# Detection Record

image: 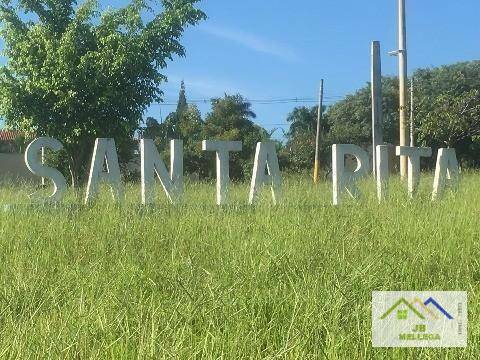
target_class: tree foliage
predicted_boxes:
[281,106,325,173]
[143,91,272,180]
[0,0,205,185]
[326,77,399,146]
[202,94,270,179]
[284,61,480,172]
[414,61,480,165]
[176,80,188,115]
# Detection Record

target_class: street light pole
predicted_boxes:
[410,77,414,147]
[371,41,383,177]
[398,0,408,179]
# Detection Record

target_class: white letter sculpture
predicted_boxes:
[85,138,123,204]
[202,140,242,205]
[396,146,432,197]
[332,144,370,205]
[141,139,183,205]
[375,145,390,202]
[248,142,281,205]
[25,137,67,202]
[432,148,460,200]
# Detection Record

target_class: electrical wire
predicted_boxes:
[150,95,345,106]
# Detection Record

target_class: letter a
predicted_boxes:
[248,142,281,205]
[432,148,460,200]
[85,138,122,204]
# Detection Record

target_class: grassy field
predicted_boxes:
[0,173,479,359]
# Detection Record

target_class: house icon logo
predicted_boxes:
[380,296,453,321]
[372,291,467,348]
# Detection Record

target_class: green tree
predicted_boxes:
[152,82,206,175]
[177,104,205,176]
[281,130,315,173]
[414,61,480,166]
[284,61,480,172]
[143,117,162,139]
[326,77,399,146]
[202,94,270,180]
[160,80,190,140]
[282,78,399,173]
[0,0,205,186]
[176,80,188,116]
[282,106,327,173]
[418,90,480,147]
[286,106,318,137]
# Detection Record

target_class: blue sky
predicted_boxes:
[152,0,479,138]
[1,0,479,137]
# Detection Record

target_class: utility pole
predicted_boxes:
[398,0,408,178]
[313,79,324,184]
[410,77,414,146]
[371,41,383,177]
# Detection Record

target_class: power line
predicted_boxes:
[151,100,338,106]
[188,95,344,101]
[150,95,345,107]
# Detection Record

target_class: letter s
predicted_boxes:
[25,137,67,202]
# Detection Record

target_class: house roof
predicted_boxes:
[0,130,22,141]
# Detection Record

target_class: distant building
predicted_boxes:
[0,129,19,141]
[0,130,24,153]
[0,129,35,180]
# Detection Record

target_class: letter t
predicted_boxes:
[202,140,242,205]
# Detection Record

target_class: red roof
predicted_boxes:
[0,130,22,141]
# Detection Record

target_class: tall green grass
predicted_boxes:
[0,173,478,359]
